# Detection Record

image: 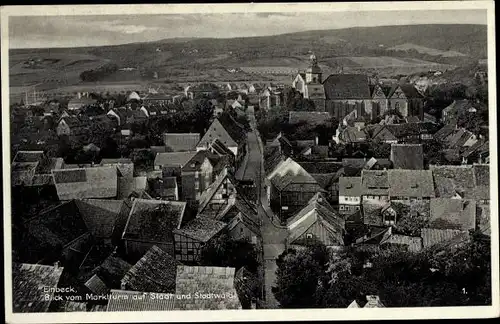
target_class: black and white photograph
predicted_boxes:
[2,2,498,322]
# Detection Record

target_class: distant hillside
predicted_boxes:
[9,24,487,89]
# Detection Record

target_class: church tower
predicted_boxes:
[305,54,322,84]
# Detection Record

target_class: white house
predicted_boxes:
[338,177,362,214]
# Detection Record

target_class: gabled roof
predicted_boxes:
[388,83,423,99]
[227,211,260,238]
[264,146,287,176]
[122,245,181,293]
[163,133,200,152]
[380,233,422,252]
[387,170,435,198]
[75,199,129,239]
[390,144,424,170]
[429,198,477,231]
[173,217,226,242]
[271,173,325,193]
[217,113,247,145]
[430,165,476,199]
[123,199,187,242]
[339,176,362,197]
[174,266,241,310]
[13,263,64,313]
[287,192,344,245]
[52,166,118,200]
[198,168,234,212]
[323,74,371,99]
[154,151,198,168]
[181,150,219,172]
[347,300,361,308]
[288,111,331,125]
[106,290,176,311]
[339,126,367,143]
[208,138,235,158]
[198,119,238,149]
[363,295,386,308]
[24,200,89,251]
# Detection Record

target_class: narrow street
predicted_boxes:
[241,107,288,309]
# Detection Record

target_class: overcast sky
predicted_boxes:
[9,10,487,49]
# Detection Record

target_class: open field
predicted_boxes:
[387,43,467,57]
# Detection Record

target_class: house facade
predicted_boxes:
[338,176,362,215]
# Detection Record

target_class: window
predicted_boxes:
[384,213,396,226]
[340,205,344,210]
[306,233,313,239]
[195,180,200,190]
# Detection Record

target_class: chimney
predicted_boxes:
[77,92,81,99]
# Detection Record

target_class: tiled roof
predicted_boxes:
[271,173,324,193]
[388,83,423,99]
[11,162,38,186]
[264,146,286,176]
[85,274,109,295]
[106,290,176,311]
[122,245,181,293]
[363,295,386,308]
[234,267,259,308]
[12,263,64,313]
[421,228,468,249]
[430,165,476,199]
[323,74,371,99]
[390,144,424,170]
[174,266,242,310]
[208,138,235,158]
[217,113,247,145]
[181,150,219,172]
[163,133,200,152]
[361,170,389,196]
[92,254,132,289]
[173,217,226,242]
[340,126,367,143]
[123,199,186,243]
[339,177,362,197]
[429,198,476,231]
[154,151,198,168]
[287,192,344,245]
[24,200,89,251]
[387,170,435,198]
[288,111,331,125]
[380,233,423,252]
[75,199,127,239]
[362,201,386,226]
[58,301,88,312]
[13,150,45,163]
[52,166,118,200]
[197,168,234,213]
[471,165,490,200]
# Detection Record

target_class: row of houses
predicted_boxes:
[11,121,262,313]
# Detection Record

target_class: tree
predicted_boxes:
[130,149,155,170]
[272,241,329,308]
[423,139,446,166]
[200,232,258,273]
